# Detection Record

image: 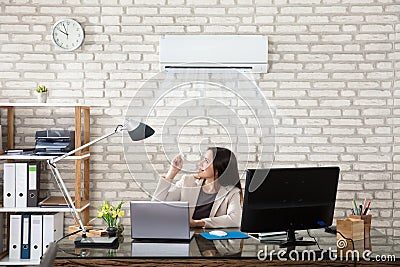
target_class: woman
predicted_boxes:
[153,147,242,228]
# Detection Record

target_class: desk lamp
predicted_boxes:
[47,120,155,248]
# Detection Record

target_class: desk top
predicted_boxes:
[56,228,400,262]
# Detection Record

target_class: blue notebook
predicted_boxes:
[200,231,249,240]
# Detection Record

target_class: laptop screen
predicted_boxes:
[130,201,190,240]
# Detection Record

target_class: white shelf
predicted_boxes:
[0,153,90,160]
[0,103,89,107]
[0,256,40,266]
[0,202,90,213]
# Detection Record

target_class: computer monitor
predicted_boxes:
[240,167,340,247]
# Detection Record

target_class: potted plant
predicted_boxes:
[97,201,125,237]
[35,85,48,103]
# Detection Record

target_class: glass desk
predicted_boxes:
[55,228,400,266]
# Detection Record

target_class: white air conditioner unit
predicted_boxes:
[160,35,268,73]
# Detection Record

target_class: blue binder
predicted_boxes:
[200,231,249,240]
[21,214,31,259]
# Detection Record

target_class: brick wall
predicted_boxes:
[0,0,399,237]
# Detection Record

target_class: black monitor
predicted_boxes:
[240,167,340,247]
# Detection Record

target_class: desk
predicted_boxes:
[55,228,400,266]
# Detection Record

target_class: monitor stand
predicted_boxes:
[279,229,317,248]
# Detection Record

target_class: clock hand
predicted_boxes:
[62,23,68,34]
[58,29,68,35]
[62,23,69,39]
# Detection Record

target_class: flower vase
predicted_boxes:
[106,227,118,237]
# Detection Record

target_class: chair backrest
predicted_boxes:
[39,242,58,267]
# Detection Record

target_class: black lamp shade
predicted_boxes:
[127,121,155,141]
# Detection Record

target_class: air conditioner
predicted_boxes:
[159,35,268,73]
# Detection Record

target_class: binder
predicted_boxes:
[30,215,43,260]
[0,124,3,152]
[9,214,22,259]
[21,214,31,259]
[15,163,28,207]
[3,163,16,207]
[0,213,4,253]
[43,213,63,254]
[27,162,40,207]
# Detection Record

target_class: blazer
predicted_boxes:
[153,174,242,228]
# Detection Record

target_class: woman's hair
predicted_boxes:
[208,147,243,203]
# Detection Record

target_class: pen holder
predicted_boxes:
[349,214,372,239]
[336,217,364,242]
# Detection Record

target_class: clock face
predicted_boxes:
[51,19,84,51]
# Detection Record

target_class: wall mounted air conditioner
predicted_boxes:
[160,35,268,73]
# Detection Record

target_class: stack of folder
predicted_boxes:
[34,130,75,156]
[9,213,63,261]
[3,162,40,208]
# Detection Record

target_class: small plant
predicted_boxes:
[35,85,48,93]
[97,201,125,229]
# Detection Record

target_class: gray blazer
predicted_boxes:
[153,174,242,228]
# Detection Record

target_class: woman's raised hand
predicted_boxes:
[165,154,183,180]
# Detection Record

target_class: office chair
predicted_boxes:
[39,242,58,267]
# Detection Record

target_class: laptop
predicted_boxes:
[130,201,194,241]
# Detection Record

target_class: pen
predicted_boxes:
[359,205,363,216]
[363,208,369,215]
[353,200,358,215]
[363,201,371,215]
[351,208,355,215]
[363,198,367,213]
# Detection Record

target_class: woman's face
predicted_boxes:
[197,149,215,179]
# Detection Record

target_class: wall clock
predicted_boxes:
[51,18,84,51]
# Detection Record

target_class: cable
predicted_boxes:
[336,229,355,252]
[307,229,333,267]
[56,229,81,244]
[306,228,357,267]
[335,229,357,267]
[307,229,321,250]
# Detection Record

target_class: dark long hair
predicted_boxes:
[208,147,243,203]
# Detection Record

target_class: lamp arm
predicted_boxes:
[46,124,124,238]
[47,162,89,237]
[50,125,124,164]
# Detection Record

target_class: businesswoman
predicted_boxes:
[153,147,242,228]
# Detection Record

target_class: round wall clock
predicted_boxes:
[51,18,84,51]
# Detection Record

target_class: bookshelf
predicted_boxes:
[0,201,90,213]
[0,256,40,266]
[0,103,91,265]
[0,154,90,160]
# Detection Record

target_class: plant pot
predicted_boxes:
[106,227,118,237]
[37,92,48,103]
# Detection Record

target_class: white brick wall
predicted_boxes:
[0,0,399,237]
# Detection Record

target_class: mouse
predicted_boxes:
[209,230,227,237]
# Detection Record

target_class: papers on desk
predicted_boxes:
[258,232,287,240]
[250,231,299,243]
